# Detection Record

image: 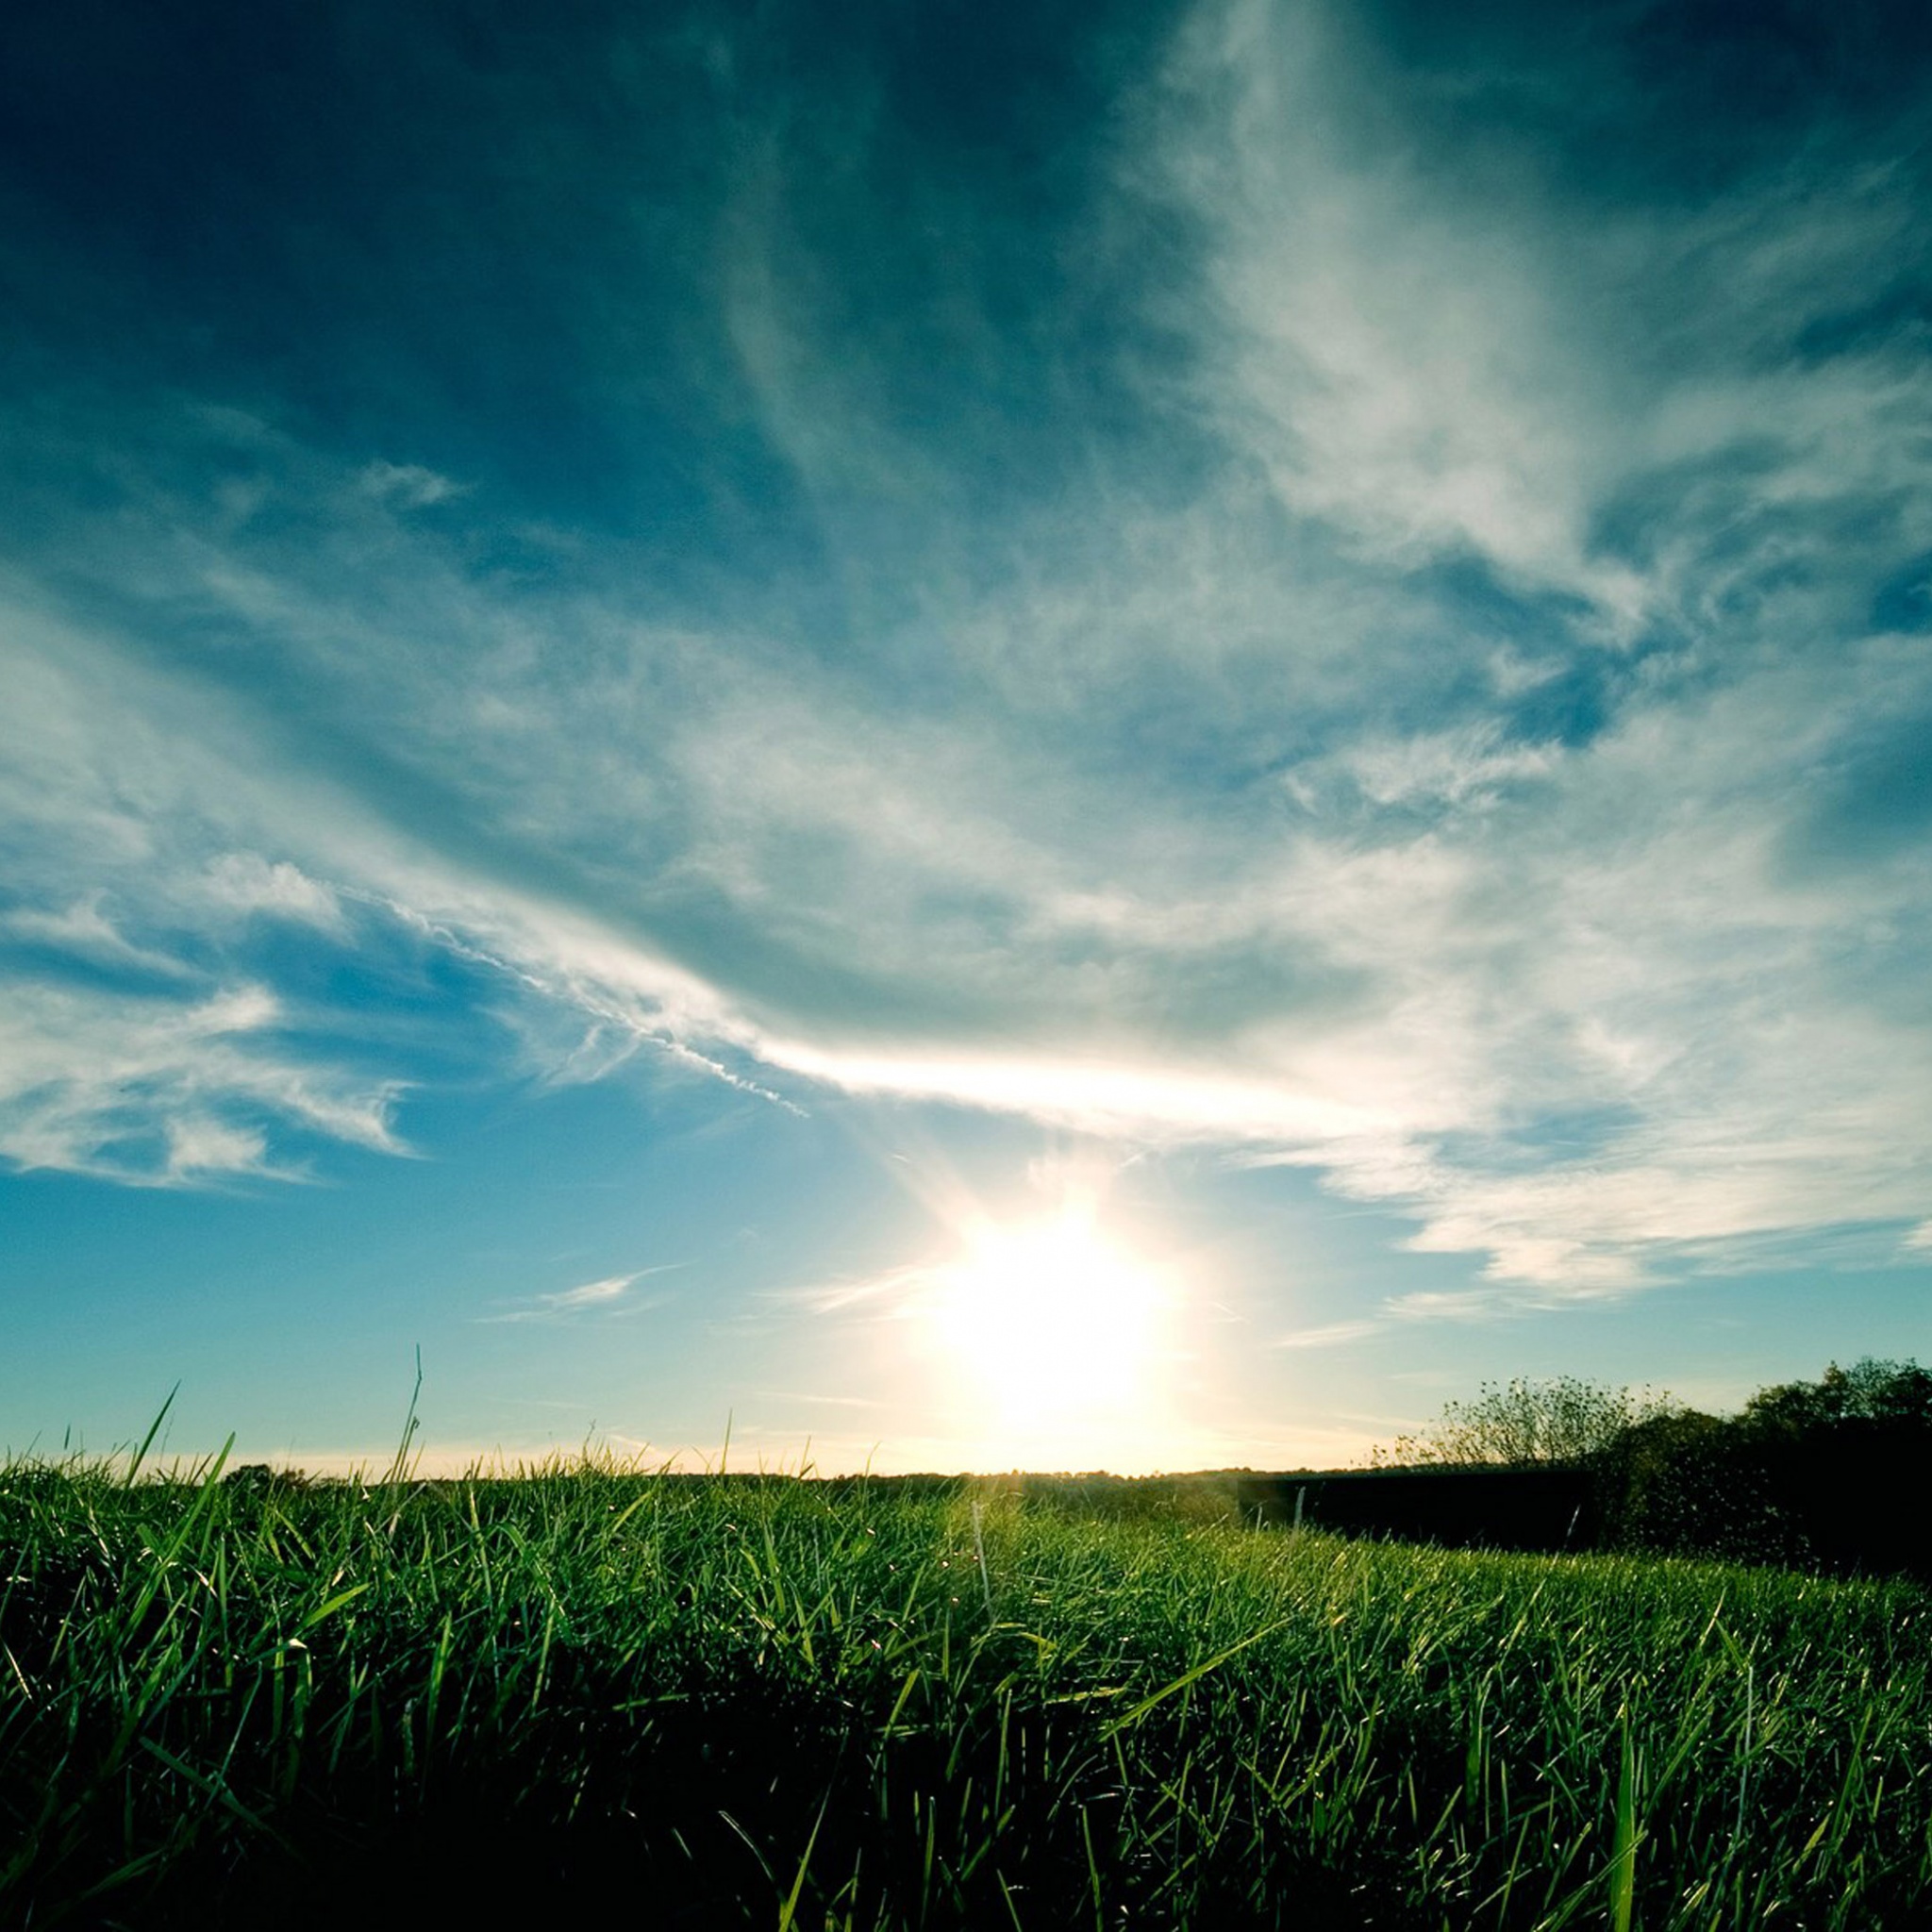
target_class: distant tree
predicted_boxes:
[1740,1358,1932,1439]
[1360,1358,1932,1578]
[1593,1407,1802,1565]
[1375,1376,1676,1470]
[1728,1358,1932,1577]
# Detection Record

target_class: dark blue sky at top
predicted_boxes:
[1,0,1198,558]
[8,0,1924,572]
[3,0,1931,1466]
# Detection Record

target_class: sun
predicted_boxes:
[927,1205,1169,1434]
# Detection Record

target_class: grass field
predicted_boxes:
[3,1447,1928,1929]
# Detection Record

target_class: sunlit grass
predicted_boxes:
[3,1444,1927,1928]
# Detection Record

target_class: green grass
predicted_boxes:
[3,1450,1928,1929]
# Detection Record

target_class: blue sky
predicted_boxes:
[4,0,1931,1474]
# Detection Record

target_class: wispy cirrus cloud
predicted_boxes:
[0,0,1928,1309]
[0,979,404,1184]
[2,897,192,979]
[475,1267,682,1324]
[1274,1319,1382,1352]
[356,459,467,510]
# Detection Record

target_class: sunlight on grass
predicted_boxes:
[3,1444,1928,1927]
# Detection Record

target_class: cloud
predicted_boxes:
[1149,2,1641,627]
[783,1263,934,1321]
[200,854,347,933]
[1156,0,1932,643]
[1274,1319,1381,1351]
[0,0,1928,1303]
[356,460,466,509]
[8,356,1930,1278]
[0,979,404,1184]
[548,1274,641,1309]
[2,897,192,978]
[476,1267,680,1324]
[0,593,432,1181]
[165,1115,271,1179]
[1323,728,1558,813]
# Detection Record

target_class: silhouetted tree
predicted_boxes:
[1740,1358,1932,1437]
[1359,1359,1932,1577]
[1593,1407,1802,1565]
[1726,1359,1932,1577]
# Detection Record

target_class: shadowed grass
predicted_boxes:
[2,1448,1928,1928]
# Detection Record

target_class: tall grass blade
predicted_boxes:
[125,1383,179,1485]
[380,1346,425,1489]
[1609,1707,1639,1932]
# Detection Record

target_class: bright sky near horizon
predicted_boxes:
[4,0,1931,1475]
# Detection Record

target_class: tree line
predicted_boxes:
[1378,1359,1932,1577]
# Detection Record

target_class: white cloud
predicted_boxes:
[1153,0,1646,628]
[0,979,404,1184]
[11,468,1924,1284]
[475,1267,680,1324]
[200,854,347,933]
[549,1274,638,1309]
[0,6,1929,1307]
[166,1115,271,1178]
[1274,1319,1381,1350]
[1157,0,1932,652]
[1332,728,1558,812]
[356,459,465,508]
[3,897,192,977]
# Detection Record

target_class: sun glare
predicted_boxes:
[928,1206,1170,1439]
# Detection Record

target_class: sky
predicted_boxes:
[4,0,1931,1476]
